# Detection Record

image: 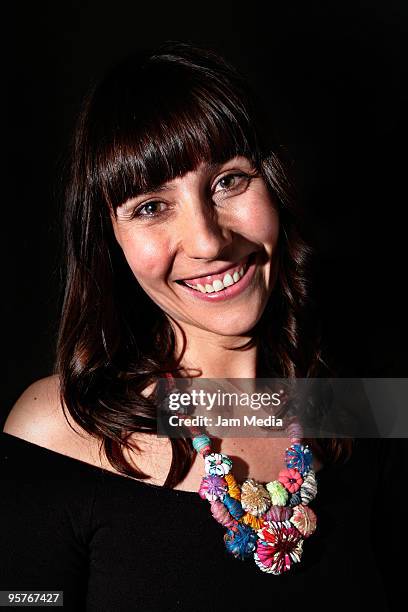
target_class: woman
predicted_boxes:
[1,43,398,611]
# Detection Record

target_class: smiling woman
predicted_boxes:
[112,156,279,335]
[1,42,396,611]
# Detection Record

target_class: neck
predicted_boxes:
[170,319,259,379]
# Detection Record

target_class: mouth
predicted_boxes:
[175,252,258,301]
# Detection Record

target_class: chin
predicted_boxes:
[198,309,264,338]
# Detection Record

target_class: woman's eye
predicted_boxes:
[133,201,166,218]
[214,173,249,193]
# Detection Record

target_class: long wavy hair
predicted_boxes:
[56,42,352,487]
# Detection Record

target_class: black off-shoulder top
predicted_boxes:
[0,432,403,611]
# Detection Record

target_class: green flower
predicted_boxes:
[265,480,289,506]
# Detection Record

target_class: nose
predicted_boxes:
[178,202,233,260]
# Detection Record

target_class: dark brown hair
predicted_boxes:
[56,42,352,486]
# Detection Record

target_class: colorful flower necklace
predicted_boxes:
[192,423,317,574]
[165,376,318,575]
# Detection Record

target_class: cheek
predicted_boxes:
[117,230,171,282]
[235,194,279,246]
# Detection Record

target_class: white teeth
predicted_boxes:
[223,273,234,287]
[182,259,250,294]
[212,279,224,292]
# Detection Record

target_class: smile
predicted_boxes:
[175,253,258,302]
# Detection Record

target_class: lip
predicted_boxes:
[176,254,250,285]
[175,252,258,302]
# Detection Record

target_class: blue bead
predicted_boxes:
[192,435,211,454]
[223,494,245,519]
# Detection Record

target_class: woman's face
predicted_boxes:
[111,156,279,338]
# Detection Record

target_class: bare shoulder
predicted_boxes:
[3,376,172,481]
[4,375,64,439]
[3,375,98,462]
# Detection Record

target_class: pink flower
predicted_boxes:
[254,522,303,574]
[278,468,303,493]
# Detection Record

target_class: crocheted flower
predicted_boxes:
[285,443,313,475]
[278,468,303,493]
[204,453,233,477]
[300,469,317,505]
[265,480,289,506]
[290,504,317,538]
[198,475,228,501]
[240,479,271,517]
[264,505,293,523]
[224,523,258,560]
[254,522,303,574]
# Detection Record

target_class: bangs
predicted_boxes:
[85,56,262,210]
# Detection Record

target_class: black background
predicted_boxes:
[4,1,408,423]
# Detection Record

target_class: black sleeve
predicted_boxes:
[0,434,96,612]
